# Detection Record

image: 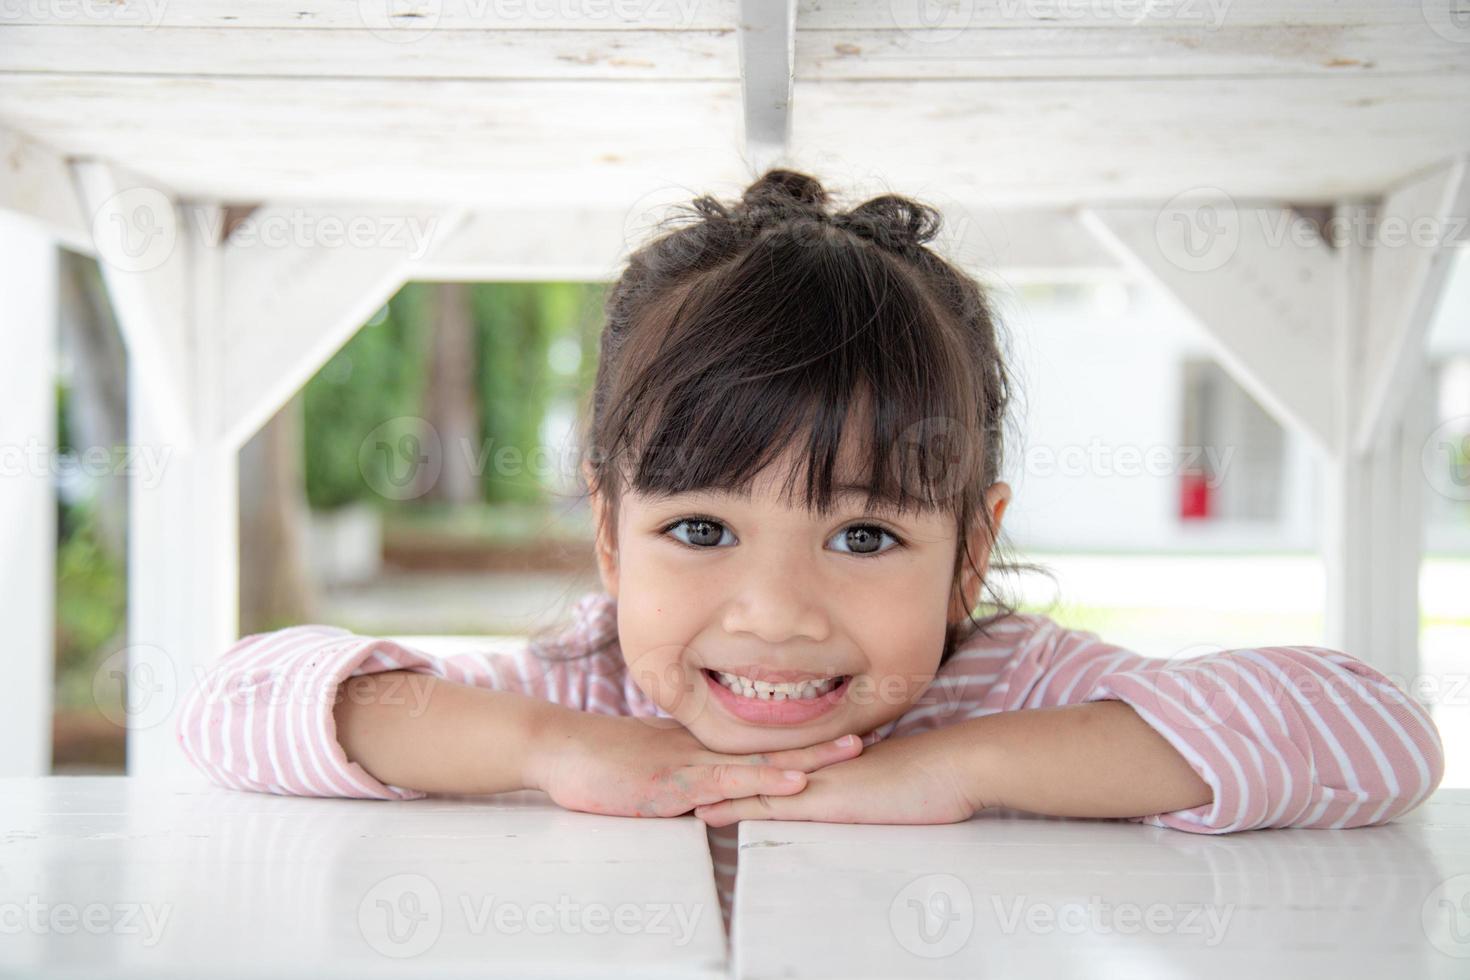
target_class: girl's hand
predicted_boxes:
[691,727,984,827]
[525,708,865,818]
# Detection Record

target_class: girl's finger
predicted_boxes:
[694,795,796,828]
[682,764,807,807]
[735,734,863,773]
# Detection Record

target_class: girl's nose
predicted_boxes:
[719,557,832,646]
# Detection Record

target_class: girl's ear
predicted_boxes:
[582,460,620,599]
[948,481,1011,623]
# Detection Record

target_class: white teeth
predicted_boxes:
[711,670,841,701]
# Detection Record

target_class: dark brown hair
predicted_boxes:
[545,168,1027,667]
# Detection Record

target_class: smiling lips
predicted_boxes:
[701,667,852,724]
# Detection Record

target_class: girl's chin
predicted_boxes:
[692,720,847,756]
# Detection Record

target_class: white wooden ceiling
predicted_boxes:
[0,0,1467,209]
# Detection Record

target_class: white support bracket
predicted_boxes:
[737,0,797,173]
[218,204,467,452]
[1356,156,1470,454]
[1079,201,1339,456]
[71,159,195,450]
[0,124,90,254]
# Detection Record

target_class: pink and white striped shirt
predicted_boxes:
[176,591,1446,929]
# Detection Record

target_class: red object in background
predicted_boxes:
[1180,472,1212,520]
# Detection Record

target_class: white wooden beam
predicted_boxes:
[1079,201,1338,454]
[218,204,466,452]
[71,160,194,450]
[0,211,58,777]
[1356,156,1470,453]
[411,204,1122,282]
[0,124,90,254]
[737,0,796,172]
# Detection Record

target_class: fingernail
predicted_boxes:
[784,770,804,782]
[839,734,859,747]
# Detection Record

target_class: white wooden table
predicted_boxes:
[0,777,726,979]
[733,790,1470,979]
[7,780,1468,979]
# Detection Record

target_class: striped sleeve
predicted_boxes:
[987,621,1446,832]
[174,623,611,800]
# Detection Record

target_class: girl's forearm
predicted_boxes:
[333,670,565,795]
[958,700,1213,819]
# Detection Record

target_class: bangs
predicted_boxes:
[599,228,990,519]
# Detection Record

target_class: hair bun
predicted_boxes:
[834,195,943,251]
[741,168,829,210]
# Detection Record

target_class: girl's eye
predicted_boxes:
[828,523,901,557]
[664,517,736,549]
[660,517,902,556]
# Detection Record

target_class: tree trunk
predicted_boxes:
[416,282,481,503]
[238,391,316,633]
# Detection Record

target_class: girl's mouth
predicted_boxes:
[701,668,852,725]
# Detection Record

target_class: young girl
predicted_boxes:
[177,169,1446,933]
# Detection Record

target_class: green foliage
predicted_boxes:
[54,500,126,711]
[301,280,606,512]
[302,284,431,510]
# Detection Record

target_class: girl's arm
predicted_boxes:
[977,625,1447,831]
[175,621,864,808]
[173,624,569,800]
[694,620,1446,830]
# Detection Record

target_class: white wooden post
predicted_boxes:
[0,211,58,777]
[124,207,241,778]
[73,161,235,777]
[1324,171,1464,686]
[1080,166,1466,684]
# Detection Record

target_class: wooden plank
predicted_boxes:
[0,0,736,29]
[0,213,57,778]
[0,0,1445,31]
[733,792,1470,978]
[2,73,1460,206]
[797,23,1470,79]
[737,0,796,170]
[799,0,1461,30]
[0,124,90,252]
[0,26,738,79]
[793,76,1470,207]
[0,777,727,978]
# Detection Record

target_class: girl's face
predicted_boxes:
[586,448,1011,755]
